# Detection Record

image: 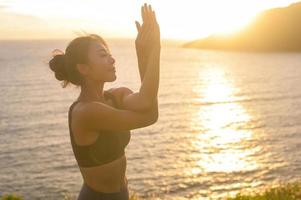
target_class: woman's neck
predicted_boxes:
[77,80,106,102]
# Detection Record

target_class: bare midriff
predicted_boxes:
[79,155,128,193]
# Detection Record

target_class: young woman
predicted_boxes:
[49,3,160,200]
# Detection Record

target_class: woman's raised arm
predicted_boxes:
[113,3,160,112]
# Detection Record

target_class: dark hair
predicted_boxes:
[49,34,108,88]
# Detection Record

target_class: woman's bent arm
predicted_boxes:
[76,101,158,132]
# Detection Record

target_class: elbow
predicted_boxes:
[146,114,158,127]
[152,114,159,124]
[144,96,158,111]
[151,99,159,123]
[143,107,159,127]
[149,107,159,125]
[143,98,159,126]
[151,114,158,125]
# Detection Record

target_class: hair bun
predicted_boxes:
[49,54,67,81]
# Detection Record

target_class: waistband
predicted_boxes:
[83,181,128,194]
[78,182,129,200]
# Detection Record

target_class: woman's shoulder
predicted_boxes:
[71,87,133,117]
[105,87,134,109]
[106,87,133,95]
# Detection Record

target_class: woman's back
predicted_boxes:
[69,90,129,193]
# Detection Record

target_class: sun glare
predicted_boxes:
[154,0,301,40]
[1,0,301,40]
[189,66,259,174]
[161,2,258,40]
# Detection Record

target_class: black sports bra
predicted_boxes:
[68,91,131,168]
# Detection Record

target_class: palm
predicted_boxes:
[135,4,160,57]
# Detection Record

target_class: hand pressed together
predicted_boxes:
[135,3,161,59]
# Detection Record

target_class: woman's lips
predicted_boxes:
[108,67,116,72]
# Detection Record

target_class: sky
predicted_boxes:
[0,0,300,41]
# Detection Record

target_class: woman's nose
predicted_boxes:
[109,55,115,64]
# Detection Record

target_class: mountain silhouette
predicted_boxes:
[183,2,301,52]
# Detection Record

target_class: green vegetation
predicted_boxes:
[1,182,300,200]
[0,194,23,200]
[226,182,301,200]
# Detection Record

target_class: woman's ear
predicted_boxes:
[76,63,90,76]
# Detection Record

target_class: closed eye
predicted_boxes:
[97,49,111,57]
[99,53,112,58]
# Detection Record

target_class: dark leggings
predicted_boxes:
[77,183,129,200]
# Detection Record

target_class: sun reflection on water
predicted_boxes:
[190,67,259,174]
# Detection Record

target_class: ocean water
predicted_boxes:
[0,39,301,200]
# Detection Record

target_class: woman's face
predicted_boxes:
[85,41,116,82]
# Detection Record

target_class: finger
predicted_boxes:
[151,11,160,37]
[153,10,160,28]
[145,3,153,25]
[135,21,141,32]
[149,4,153,12]
[143,3,149,24]
[137,23,145,40]
[146,10,155,32]
[141,5,146,24]
[152,11,157,23]
[149,7,155,25]
[147,4,153,25]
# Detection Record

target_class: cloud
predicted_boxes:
[0,8,128,39]
[0,9,73,39]
[0,5,8,10]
